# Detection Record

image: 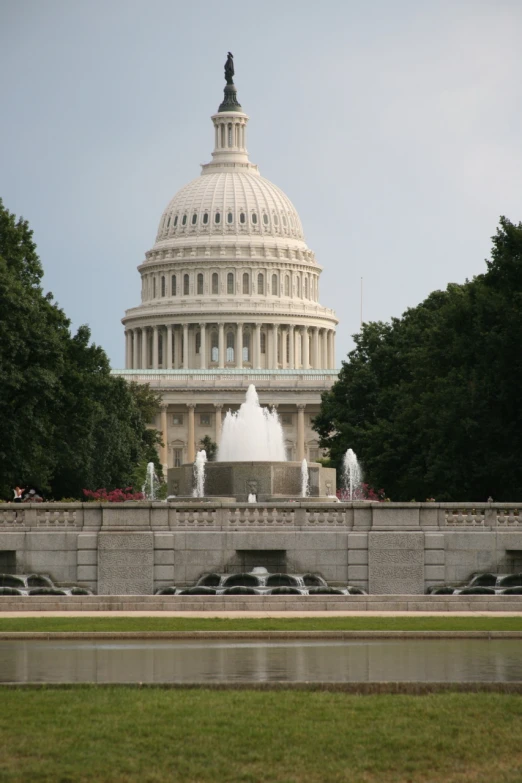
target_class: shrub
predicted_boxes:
[83,488,144,502]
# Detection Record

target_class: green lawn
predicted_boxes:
[0,616,522,632]
[1,689,521,782]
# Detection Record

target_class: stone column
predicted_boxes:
[174,327,181,369]
[272,324,279,369]
[312,327,319,369]
[200,323,207,369]
[214,403,223,445]
[330,330,336,368]
[218,323,225,369]
[141,328,148,369]
[152,326,159,369]
[288,325,295,369]
[327,330,334,369]
[160,403,168,472]
[281,328,287,369]
[182,323,189,369]
[125,331,131,369]
[133,329,139,370]
[302,326,309,370]
[236,323,243,369]
[297,404,306,461]
[322,329,328,370]
[254,323,262,369]
[187,403,196,463]
[166,325,173,370]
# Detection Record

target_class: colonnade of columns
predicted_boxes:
[124,322,336,370]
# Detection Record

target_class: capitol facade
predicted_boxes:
[116,60,338,472]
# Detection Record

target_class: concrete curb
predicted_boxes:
[2,630,522,640]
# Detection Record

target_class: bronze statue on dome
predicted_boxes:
[224,52,234,85]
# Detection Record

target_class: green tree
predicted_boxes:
[0,199,162,499]
[314,217,522,502]
[199,435,217,462]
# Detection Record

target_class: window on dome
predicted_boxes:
[227,272,234,294]
[211,332,218,362]
[260,332,266,354]
[158,334,163,365]
[285,275,290,296]
[240,212,246,224]
[273,213,279,226]
[263,213,269,226]
[272,274,278,296]
[227,212,233,224]
[182,214,187,226]
[251,212,258,225]
[197,273,203,295]
[242,273,250,295]
[203,212,209,225]
[166,217,171,228]
[226,331,235,362]
[286,333,290,363]
[228,124,233,147]
[191,213,197,225]
[215,212,221,224]
[184,274,189,296]
[161,276,166,297]
[171,275,177,296]
[243,332,250,362]
[174,215,178,227]
[153,277,156,298]
[220,125,225,148]
[195,331,201,354]
[212,272,219,294]
[282,214,287,227]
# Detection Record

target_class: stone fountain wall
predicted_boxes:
[1,502,522,595]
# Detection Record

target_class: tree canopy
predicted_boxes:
[314,217,522,502]
[0,199,161,500]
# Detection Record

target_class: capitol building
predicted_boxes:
[116,59,338,472]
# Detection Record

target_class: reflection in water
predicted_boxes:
[1,639,522,684]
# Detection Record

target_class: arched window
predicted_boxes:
[242,273,249,295]
[212,272,219,294]
[243,332,250,362]
[285,275,290,296]
[220,125,225,147]
[282,214,287,227]
[260,332,266,354]
[203,212,209,225]
[251,212,258,225]
[191,213,197,225]
[215,212,221,224]
[272,274,278,296]
[273,213,279,226]
[211,332,218,362]
[240,212,246,224]
[227,272,234,294]
[171,275,177,296]
[226,331,235,362]
[182,214,187,226]
[195,331,201,354]
[257,273,264,295]
[228,124,232,146]
[166,216,171,228]
[158,333,163,365]
[227,212,233,224]
[183,274,189,295]
[263,213,269,225]
[197,273,203,295]
[296,276,301,297]
[304,277,308,299]
[161,276,166,297]
[173,215,178,227]
[153,277,156,298]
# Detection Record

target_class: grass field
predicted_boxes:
[0,616,522,632]
[1,689,521,782]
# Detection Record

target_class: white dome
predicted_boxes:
[154,170,305,247]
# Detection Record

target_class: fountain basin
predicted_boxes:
[168,461,336,501]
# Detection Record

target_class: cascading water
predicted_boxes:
[343,449,362,500]
[142,462,160,501]
[217,384,286,462]
[301,459,310,497]
[193,450,207,498]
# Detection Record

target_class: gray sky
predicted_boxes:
[2,0,521,368]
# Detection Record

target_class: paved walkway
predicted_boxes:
[1,610,521,618]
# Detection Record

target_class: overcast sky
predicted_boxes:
[2,0,521,368]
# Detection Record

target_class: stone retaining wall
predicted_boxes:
[1,502,522,594]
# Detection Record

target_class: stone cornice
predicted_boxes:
[122,302,339,326]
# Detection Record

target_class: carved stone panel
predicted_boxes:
[98,533,154,595]
[368,532,425,594]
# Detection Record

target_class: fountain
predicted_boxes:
[142,461,161,501]
[193,450,207,498]
[168,385,336,501]
[301,459,309,497]
[342,449,362,501]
